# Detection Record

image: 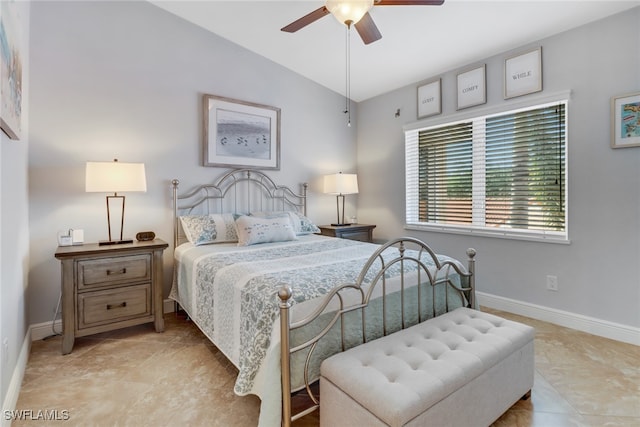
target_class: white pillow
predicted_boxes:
[179,213,238,245]
[250,211,320,235]
[235,215,297,246]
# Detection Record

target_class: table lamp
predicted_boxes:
[323,172,358,226]
[85,159,147,245]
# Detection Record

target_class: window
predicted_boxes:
[406,100,567,242]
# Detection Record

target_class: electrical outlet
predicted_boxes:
[546,275,558,291]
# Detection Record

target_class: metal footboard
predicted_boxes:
[279,237,476,426]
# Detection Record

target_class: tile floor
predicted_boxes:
[12,309,640,426]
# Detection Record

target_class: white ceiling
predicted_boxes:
[149,0,639,102]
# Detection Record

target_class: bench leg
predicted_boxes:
[521,390,532,400]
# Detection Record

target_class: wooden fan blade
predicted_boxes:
[281,6,331,33]
[375,0,445,5]
[354,12,382,45]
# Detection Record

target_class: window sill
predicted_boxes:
[405,223,570,244]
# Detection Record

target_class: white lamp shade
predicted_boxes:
[86,161,147,193]
[326,0,373,25]
[324,173,359,195]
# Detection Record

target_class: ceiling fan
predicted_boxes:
[281,0,445,45]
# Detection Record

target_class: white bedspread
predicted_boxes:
[171,235,384,425]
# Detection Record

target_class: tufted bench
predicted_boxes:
[319,307,535,427]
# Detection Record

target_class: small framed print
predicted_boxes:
[611,92,640,148]
[457,64,486,110]
[417,78,441,119]
[0,1,22,140]
[504,47,542,99]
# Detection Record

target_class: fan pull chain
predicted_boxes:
[345,23,351,127]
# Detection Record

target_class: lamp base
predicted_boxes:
[330,223,352,227]
[99,238,134,246]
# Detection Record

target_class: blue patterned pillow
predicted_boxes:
[179,213,238,245]
[235,215,297,246]
[250,211,320,235]
[292,211,320,235]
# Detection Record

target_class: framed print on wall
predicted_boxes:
[611,92,640,148]
[203,94,280,169]
[457,64,486,110]
[417,78,441,119]
[504,47,542,99]
[0,1,22,140]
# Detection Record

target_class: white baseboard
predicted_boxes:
[1,328,31,427]
[31,301,177,342]
[30,319,62,342]
[31,297,638,346]
[477,292,640,346]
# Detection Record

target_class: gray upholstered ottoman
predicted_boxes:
[319,307,534,427]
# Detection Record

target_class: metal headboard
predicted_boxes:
[172,168,308,248]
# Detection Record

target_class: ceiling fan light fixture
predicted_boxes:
[326,0,374,26]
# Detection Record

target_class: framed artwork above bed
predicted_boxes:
[203,94,280,169]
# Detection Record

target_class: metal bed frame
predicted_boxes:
[278,238,476,426]
[171,168,476,427]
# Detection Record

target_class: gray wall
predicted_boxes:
[357,8,640,328]
[1,0,30,410]
[27,1,358,326]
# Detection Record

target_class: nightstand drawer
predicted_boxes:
[78,284,151,328]
[318,224,376,243]
[339,231,370,242]
[78,254,151,289]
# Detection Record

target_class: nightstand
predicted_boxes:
[318,224,376,243]
[54,239,168,355]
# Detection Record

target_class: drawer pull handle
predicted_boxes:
[106,268,127,276]
[106,302,127,310]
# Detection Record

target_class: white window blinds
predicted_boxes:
[406,100,567,241]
